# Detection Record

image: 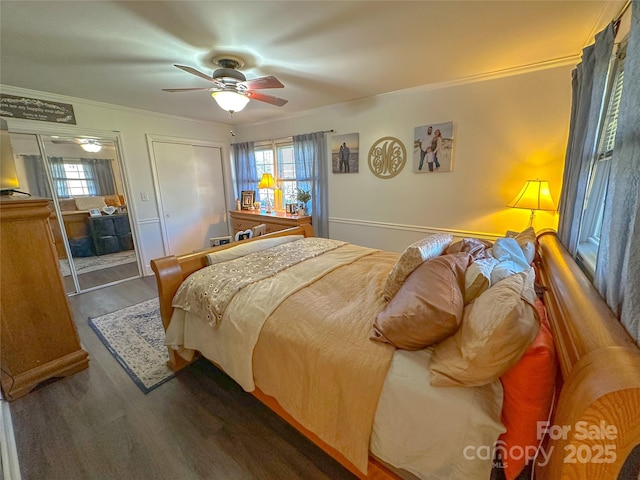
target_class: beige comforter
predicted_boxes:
[166,242,398,474]
[253,251,398,473]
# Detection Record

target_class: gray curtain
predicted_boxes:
[49,157,70,198]
[293,131,328,238]
[557,24,614,255]
[595,1,640,345]
[22,155,52,198]
[86,158,115,195]
[232,141,259,199]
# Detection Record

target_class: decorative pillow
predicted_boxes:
[371,253,470,350]
[515,227,536,265]
[206,235,303,265]
[74,196,106,211]
[103,194,122,207]
[382,233,452,301]
[490,237,531,285]
[464,257,499,304]
[499,297,556,480]
[445,237,493,260]
[430,268,539,387]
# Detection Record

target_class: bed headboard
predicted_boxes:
[535,231,640,479]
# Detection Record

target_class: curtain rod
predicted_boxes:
[615,0,631,23]
[614,0,631,36]
[236,129,335,146]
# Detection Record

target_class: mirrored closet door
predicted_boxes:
[8,130,140,293]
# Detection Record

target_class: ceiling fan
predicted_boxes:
[162,56,288,114]
[50,137,104,153]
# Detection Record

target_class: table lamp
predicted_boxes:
[508,179,556,227]
[257,173,278,213]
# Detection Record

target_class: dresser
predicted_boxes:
[0,196,89,400]
[229,209,312,235]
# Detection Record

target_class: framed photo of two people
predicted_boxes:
[332,133,359,174]
[413,121,454,173]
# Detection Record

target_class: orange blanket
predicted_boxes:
[253,251,398,474]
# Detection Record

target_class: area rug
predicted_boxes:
[88,298,176,393]
[60,250,137,277]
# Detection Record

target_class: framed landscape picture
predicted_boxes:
[331,133,359,173]
[413,121,454,173]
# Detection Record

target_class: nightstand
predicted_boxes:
[229,209,311,235]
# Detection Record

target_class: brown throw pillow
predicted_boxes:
[371,253,471,350]
[429,268,540,387]
[515,227,536,264]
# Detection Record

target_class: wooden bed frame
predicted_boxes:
[151,226,640,480]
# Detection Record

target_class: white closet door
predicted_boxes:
[153,142,228,255]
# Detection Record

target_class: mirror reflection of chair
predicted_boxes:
[234,229,254,242]
[252,224,266,237]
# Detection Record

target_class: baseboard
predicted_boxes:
[0,396,22,480]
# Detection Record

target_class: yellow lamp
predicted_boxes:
[508,179,556,227]
[257,173,278,213]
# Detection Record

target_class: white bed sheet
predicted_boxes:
[371,348,505,479]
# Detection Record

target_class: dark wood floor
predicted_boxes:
[10,276,356,480]
[62,259,140,293]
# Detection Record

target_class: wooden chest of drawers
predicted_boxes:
[229,209,311,235]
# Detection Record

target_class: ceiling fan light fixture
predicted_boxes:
[80,140,102,153]
[211,90,250,113]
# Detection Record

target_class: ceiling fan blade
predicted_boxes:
[246,91,288,107]
[174,64,216,83]
[162,87,212,92]
[238,76,284,90]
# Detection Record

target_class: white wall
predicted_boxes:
[235,65,572,252]
[2,62,573,267]
[1,85,232,274]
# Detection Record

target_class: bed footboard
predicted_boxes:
[535,231,640,480]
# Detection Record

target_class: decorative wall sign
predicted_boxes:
[368,136,406,179]
[0,94,77,124]
[331,132,359,173]
[413,121,454,173]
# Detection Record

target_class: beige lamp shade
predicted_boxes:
[508,180,556,211]
[257,173,278,190]
[258,173,278,213]
[508,179,556,228]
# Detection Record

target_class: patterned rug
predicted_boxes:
[88,298,176,393]
[60,250,137,277]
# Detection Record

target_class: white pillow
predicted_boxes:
[206,235,303,265]
[382,233,452,301]
[490,237,531,285]
[74,196,106,211]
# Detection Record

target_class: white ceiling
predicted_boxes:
[0,1,623,126]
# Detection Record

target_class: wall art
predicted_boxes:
[413,121,454,173]
[331,132,359,173]
[368,136,406,179]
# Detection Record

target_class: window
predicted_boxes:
[254,139,301,208]
[51,161,97,197]
[577,45,626,274]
